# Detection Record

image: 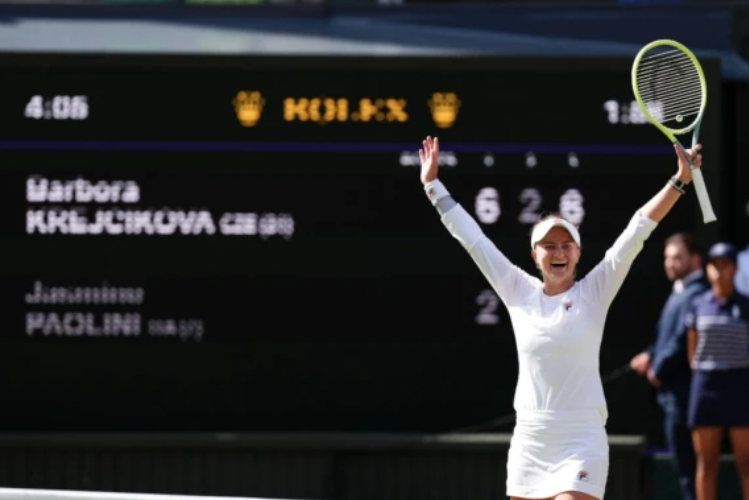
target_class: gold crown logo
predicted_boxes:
[233,91,265,127]
[428,92,461,129]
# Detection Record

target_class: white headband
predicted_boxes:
[530,217,581,248]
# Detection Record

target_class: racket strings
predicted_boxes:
[635,48,703,127]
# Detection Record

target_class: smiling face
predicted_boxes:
[532,226,582,286]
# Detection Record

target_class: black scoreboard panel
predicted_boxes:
[0,56,720,434]
[1,59,697,145]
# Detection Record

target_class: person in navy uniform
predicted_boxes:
[686,242,749,500]
[631,232,707,500]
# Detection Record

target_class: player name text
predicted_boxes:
[27,177,140,203]
[25,281,145,305]
[26,210,294,237]
[25,313,204,341]
[27,312,142,337]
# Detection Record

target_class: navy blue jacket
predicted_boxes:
[649,271,709,400]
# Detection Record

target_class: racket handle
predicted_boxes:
[691,168,717,223]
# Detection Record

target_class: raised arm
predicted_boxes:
[639,144,703,222]
[580,144,703,308]
[419,136,537,304]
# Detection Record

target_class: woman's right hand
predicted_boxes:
[419,136,439,185]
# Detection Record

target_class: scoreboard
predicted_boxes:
[0,55,721,433]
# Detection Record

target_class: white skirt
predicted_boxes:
[506,409,609,499]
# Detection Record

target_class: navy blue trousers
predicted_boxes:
[659,390,696,500]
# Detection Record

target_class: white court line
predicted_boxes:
[0,489,291,500]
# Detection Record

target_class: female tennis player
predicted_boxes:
[419,136,703,500]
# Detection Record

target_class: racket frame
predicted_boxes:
[631,39,717,224]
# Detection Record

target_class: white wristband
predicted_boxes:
[424,179,449,206]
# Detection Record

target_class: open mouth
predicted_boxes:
[551,263,567,269]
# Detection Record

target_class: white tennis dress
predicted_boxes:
[425,179,658,499]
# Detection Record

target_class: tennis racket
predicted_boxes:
[631,39,717,224]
